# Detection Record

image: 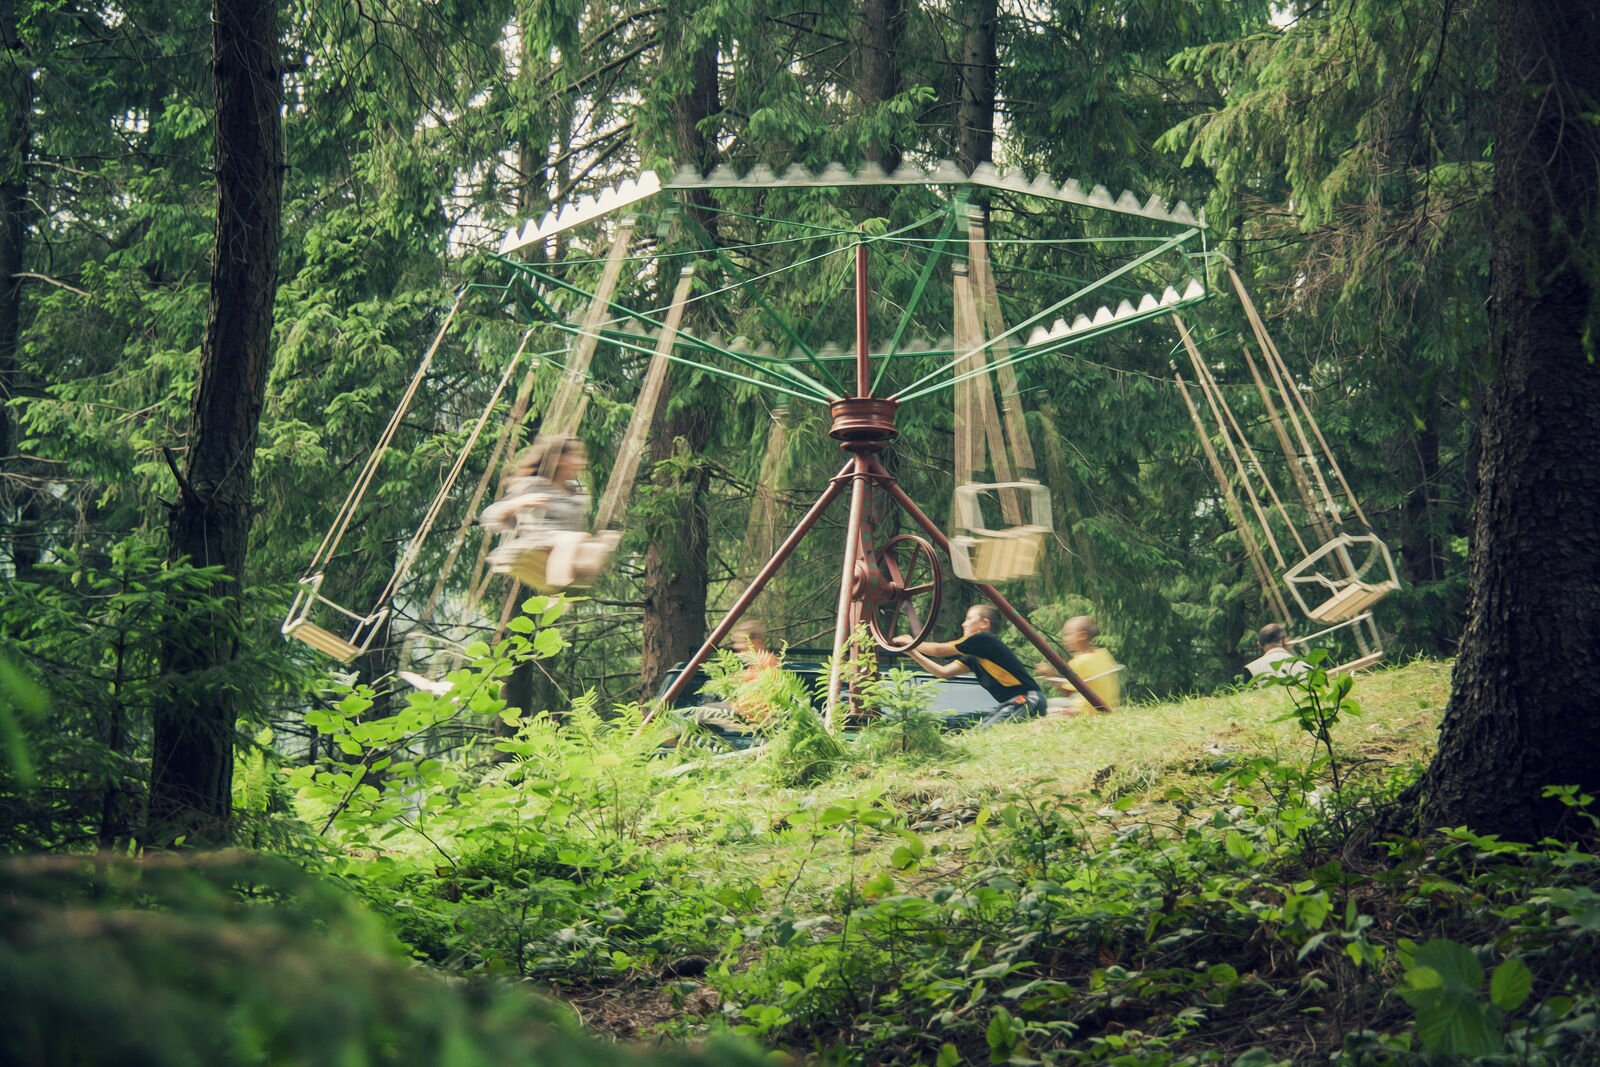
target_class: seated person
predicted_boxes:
[730,619,780,676]
[1039,615,1121,714]
[727,619,783,728]
[1243,623,1310,681]
[482,434,620,590]
[899,604,1047,728]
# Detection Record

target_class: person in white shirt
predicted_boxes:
[1244,623,1309,681]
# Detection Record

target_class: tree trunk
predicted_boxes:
[640,26,717,697]
[1,0,35,577]
[859,0,903,172]
[640,404,714,696]
[956,0,997,174]
[149,0,283,847]
[1414,0,1600,840]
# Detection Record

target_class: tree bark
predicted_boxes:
[956,0,997,175]
[1,0,35,576]
[149,0,283,847]
[640,404,713,697]
[859,0,904,172]
[639,24,717,697]
[1414,0,1600,839]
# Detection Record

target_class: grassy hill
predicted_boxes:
[20,657,1597,1066]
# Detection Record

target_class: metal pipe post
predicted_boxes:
[825,454,872,729]
[856,240,871,397]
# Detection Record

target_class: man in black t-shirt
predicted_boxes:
[899,604,1048,728]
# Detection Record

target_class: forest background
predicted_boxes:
[5,0,1600,1062]
[1,0,1492,852]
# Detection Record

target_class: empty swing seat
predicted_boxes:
[281,574,388,664]
[948,481,1053,583]
[1282,533,1401,624]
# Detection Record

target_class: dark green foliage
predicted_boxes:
[0,851,765,1067]
[706,698,1600,1064]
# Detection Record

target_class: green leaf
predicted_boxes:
[1489,957,1532,1012]
[1412,939,1484,992]
[1413,993,1500,1056]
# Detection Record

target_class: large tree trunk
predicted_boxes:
[149,0,283,847]
[1414,0,1600,840]
[639,27,718,696]
[1,0,35,577]
[956,0,997,175]
[859,0,904,172]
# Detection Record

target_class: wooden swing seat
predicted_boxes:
[283,618,362,663]
[1282,533,1401,624]
[281,575,386,664]
[949,481,1052,583]
[497,545,557,591]
[951,527,1048,583]
[1306,581,1390,624]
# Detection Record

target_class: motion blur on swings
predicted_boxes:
[483,434,622,593]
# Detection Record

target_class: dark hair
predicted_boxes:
[1257,623,1288,647]
[969,604,1003,632]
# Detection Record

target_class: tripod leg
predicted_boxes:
[647,458,855,720]
[869,459,1110,713]
[826,455,872,731]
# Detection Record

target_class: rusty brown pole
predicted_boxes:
[856,240,871,396]
[826,456,871,728]
[868,459,1111,712]
[649,458,855,718]
[827,237,876,728]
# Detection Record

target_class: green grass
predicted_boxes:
[673,658,1451,898]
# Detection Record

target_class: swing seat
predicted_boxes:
[950,529,1048,583]
[281,575,387,664]
[1306,581,1390,624]
[948,481,1053,583]
[1282,533,1400,624]
[489,530,620,593]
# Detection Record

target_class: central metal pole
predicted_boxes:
[827,238,877,728]
[855,239,871,398]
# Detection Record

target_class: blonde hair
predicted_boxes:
[513,433,583,479]
[1064,615,1100,642]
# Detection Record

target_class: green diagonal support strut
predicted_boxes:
[897,288,1210,403]
[674,210,848,396]
[507,262,839,402]
[541,318,831,406]
[875,198,963,395]
[890,227,1202,401]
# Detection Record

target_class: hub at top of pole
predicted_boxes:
[829,397,898,447]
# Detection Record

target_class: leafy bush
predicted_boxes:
[0,851,764,1067]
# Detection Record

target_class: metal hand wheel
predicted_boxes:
[865,534,943,652]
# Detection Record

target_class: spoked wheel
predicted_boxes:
[866,534,943,652]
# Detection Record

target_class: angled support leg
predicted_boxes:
[647,458,855,722]
[826,455,872,730]
[869,459,1110,712]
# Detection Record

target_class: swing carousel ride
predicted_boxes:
[282,160,1398,720]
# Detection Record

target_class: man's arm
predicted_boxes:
[898,641,970,679]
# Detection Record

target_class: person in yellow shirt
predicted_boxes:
[1041,615,1122,713]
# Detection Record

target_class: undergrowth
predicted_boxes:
[279,615,1596,1065]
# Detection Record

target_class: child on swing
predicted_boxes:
[482,433,621,590]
